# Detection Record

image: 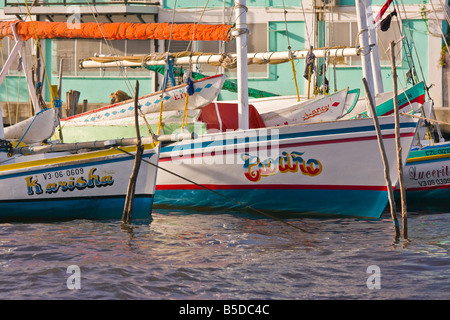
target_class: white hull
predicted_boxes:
[4,108,58,144]
[61,74,226,126]
[0,142,160,220]
[154,115,418,218]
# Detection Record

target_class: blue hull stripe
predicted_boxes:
[154,189,388,219]
[0,195,153,220]
[161,122,416,154]
[396,188,450,212]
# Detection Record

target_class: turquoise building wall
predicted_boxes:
[0,38,154,105]
[0,0,444,108]
[161,0,436,100]
[163,0,300,9]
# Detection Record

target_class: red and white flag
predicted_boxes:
[374,0,394,23]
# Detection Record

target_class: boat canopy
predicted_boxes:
[0,21,233,42]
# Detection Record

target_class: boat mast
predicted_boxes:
[234,0,249,130]
[355,0,375,100]
[366,0,384,94]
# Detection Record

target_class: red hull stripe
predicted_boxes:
[159,132,415,162]
[156,184,388,191]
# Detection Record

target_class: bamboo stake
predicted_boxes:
[122,80,144,224]
[363,77,400,241]
[390,41,408,241]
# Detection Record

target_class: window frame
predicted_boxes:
[51,38,154,78]
[325,20,403,68]
[193,22,270,80]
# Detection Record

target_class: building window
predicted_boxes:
[327,21,402,67]
[328,21,359,66]
[374,22,403,66]
[52,39,153,77]
[0,37,35,76]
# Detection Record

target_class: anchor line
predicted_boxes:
[115,146,308,233]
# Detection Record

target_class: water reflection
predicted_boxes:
[0,209,448,299]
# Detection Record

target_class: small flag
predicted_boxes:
[374,0,394,23]
[379,9,397,32]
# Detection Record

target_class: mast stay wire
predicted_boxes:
[115,146,309,233]
[393,0,429,95]
[84,0,135,97]
[429,0,450,56]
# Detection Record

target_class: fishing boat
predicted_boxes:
[151,0,421,219]
[1,3,420,218]
[4,107,59,145]
[156,114,417,218]
[56,74,226,142]
[59,109,204,143]
[0,138,160,221]
[394,99,450,212]
[0,23,160,221]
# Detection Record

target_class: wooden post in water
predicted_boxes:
[66,90,80,116]
[122,80,144,224]
[389,41,408,240]
[363,77,400,241]
[83,99,88,113]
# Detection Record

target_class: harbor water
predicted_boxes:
[0,207,449,302]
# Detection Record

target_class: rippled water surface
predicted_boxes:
[0,208,449,300]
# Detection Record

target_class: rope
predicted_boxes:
[282,0,300,102]
[329,1,337,92]
[115,146,309,233]
[15,107,47,147]
[182,94,189,131]
[156,0,178,135]
[181,70,194,131]
[400,112,450,127]
[380,31,440,144]
[394,0,427,91]
[375,0,440,139]
[22,0,54,106]
[185,0,210,52]
[299,0,313,47]
[16,71,21,124]
[0,139,13,158]
[438,0,450,26]
[429,0,450,56]
[0,42,13,125]
[307,64,312,99]
[84,0,134,97]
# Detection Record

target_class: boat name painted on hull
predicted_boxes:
[425,147,450,156]
[303,102,340,121]
[408,165,450,181]
[25,167,114,195]
[242,151,323,182]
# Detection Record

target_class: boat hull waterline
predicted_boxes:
[0,144,159,220]
[399,142,450,211]
[154,116,418,218]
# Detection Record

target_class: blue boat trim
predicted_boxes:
[0,153,155,180]
[154,188,388,219]
[0,194,154,220]
[161,122,417,154]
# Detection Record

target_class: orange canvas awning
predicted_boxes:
[0,21,233,42]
